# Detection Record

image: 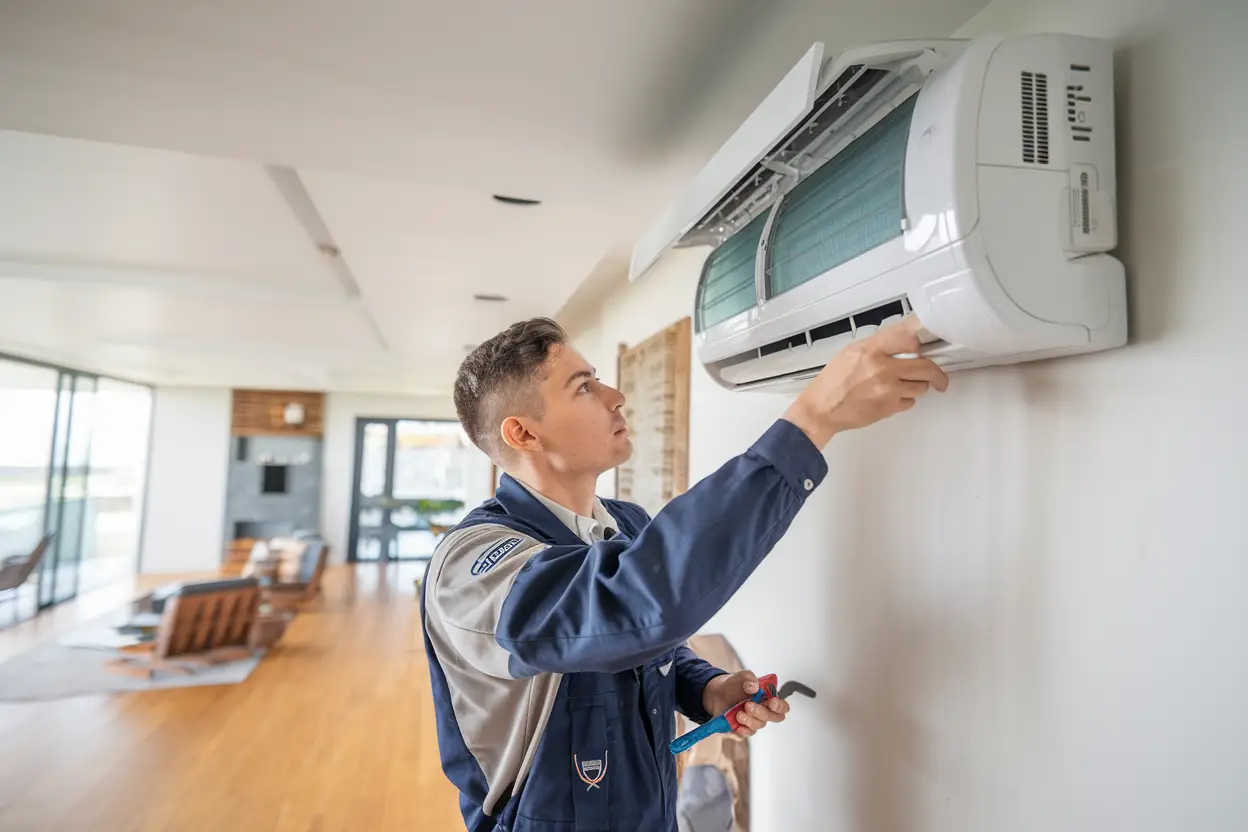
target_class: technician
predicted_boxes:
[421,315,948,830]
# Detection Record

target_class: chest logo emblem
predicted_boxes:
[575,751,608,790]
[471,537,523,576]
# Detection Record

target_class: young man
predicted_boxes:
[421,315,948,831]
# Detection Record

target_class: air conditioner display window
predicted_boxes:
[695,210,768,332]
[765,94,918,299]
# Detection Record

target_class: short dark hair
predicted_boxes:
[454,317,568,458]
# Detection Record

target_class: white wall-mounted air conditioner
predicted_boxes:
[630,34,1126,392]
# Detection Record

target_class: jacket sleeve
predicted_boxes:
[494,418,827,677]
[673,644,727,724]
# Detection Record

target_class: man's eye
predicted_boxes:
[578,382,591,393]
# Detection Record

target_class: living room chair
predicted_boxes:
[0,534,53,624]
[262,539,330,611]
[108,577,264,679]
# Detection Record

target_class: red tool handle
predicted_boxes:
[722,673,778,731]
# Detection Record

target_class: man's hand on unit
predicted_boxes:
[783,315,949,449]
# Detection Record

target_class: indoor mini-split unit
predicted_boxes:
[630,34,1127,391]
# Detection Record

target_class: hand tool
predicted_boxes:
[669,674,816,754]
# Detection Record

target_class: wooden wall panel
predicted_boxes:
[231,389,325,437]
[614,317,691,514]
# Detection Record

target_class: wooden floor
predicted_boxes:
[0,564,462,831]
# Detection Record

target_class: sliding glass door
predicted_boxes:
[0,354,152,618]
[43,375,97,606]
[80,378,152,593]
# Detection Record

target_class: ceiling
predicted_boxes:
[0,0,988,394]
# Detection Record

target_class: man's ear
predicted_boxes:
[500,416,542,454]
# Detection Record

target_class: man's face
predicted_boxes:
[529,343,631,475]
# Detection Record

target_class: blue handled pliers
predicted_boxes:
[670,677,816,754]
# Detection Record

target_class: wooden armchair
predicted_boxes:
[221,538,258,577]
[261,539,329,611]
[108,577,264,679]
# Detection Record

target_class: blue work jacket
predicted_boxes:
[419,419,827,830]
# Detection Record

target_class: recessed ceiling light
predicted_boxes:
[473,293,508,302]
[492,194,541,206]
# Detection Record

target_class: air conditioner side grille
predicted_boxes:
[1021,71,1050,165]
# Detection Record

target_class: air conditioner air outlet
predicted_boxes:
[759,333,808,357]
[727,297,914,370]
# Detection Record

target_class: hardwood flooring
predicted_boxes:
[0,564,462,831]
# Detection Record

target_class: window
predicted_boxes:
[79,378,152,594]
[0,360,60,560]
[348,418,492,563]
[392,420,473,505]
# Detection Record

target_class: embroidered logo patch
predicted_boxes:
[575,751,608,791]
[471,537,524,576]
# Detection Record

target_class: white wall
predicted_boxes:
[138,387,231,574]
[568,1,1248,828]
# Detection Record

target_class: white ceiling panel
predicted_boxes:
[299,171,615,295]
[0,130,333,287]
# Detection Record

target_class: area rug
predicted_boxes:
[0,608,264,702]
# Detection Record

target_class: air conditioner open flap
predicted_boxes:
[628,39,967,283]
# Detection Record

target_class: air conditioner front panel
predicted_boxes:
[674,33,1127,392]
[629,42,826,283]
[976,165,1112,330]
[901,35,996,249]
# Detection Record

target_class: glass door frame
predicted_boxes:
[346,416,467,564]
[39,372,78,607]
[42,373,98,607]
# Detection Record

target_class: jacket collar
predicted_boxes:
[493,473,590,548]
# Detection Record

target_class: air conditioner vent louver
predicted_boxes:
[741,297,911,371]
[759,333,808,357]
[1021,71,1050,164]
[781,66,891,160]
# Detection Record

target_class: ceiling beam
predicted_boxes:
[266,164,391,352]
[0,257,347,304]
